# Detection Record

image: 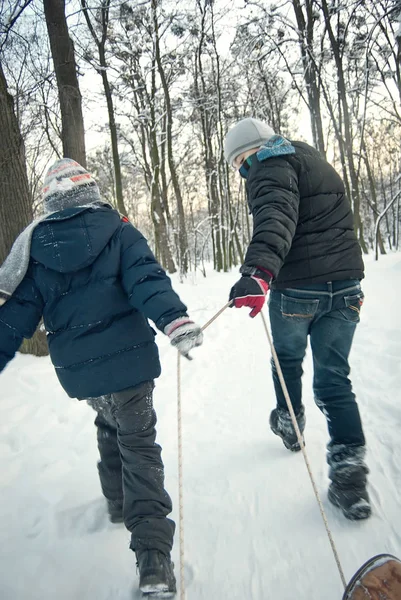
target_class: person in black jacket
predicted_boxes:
[0,158,203,595]
[224,118,370,521]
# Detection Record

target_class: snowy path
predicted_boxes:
[1,255,401,600]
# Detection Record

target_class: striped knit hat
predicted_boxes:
[43,158,101,213]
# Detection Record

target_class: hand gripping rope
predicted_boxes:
[176,303,346,600]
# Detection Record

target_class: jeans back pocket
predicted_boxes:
[341,292,364,322]
[281,296,319,320]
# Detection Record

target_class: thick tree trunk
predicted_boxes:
[0,62,48,356]
[0,63,32,261]
[43,0,86,166]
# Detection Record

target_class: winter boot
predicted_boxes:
[327,444,371,521]
[136,549,176,596]
[107,499,124,524]
[269,405,306,452]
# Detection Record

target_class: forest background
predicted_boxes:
[1,0,400,355]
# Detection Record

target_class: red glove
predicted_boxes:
[229,275,270,318]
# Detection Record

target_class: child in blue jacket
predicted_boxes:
[0,158,203,596]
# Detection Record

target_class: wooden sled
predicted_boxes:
[343,554,401,600]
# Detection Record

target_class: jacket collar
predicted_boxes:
[239,135,296,179]
[239,155,254,179]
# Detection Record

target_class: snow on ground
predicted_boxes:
[1,254,401,600]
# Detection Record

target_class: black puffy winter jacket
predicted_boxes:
[241,140,364,288]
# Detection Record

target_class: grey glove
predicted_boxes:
[164,317,203,359]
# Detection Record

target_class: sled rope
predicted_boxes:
[176,301,232,600]
[176,352,186,600]
[177,302,347,598]
[260,310,347,589]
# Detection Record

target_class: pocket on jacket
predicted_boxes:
[340,292,364,323]
[281,295,319,320]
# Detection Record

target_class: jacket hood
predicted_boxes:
[30,206,121,273]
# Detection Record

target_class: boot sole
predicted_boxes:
[140,581,169,593]
[141,583,176,598]
[270,425,304,452]
[140,572,176,596]
[141,592,176,598]
[328,488,372,520]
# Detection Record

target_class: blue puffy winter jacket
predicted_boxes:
[0,205,187,398]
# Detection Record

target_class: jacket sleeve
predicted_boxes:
[242,157,300,278]
[120,222,188,331]
[0,271,44,372]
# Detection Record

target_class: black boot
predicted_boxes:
[269,405,306,452]
[107,499,123,524]
[136,549,176,596]
[327,444,371,521]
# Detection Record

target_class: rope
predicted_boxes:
[176,351,186,600]
[176,301,232,600]
[200,301,232,332]
[176,301,347,597]
[260,310,347,589]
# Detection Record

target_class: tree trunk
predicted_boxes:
[194,0,223,271]
[292,0,326,156]
[0,64,32,261]
[211,0,231,271]
[361,143,386,255]
[99,51,126,214]
[81,0,127,214]
[0,62,48,356]
[148,53,176,273]
[321,0,367,253]
[43,0,86,166]
[122,53,176,273]
[152,0,188,273]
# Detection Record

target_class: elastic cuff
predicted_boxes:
[164,316,193,336]
[240,265,273,284]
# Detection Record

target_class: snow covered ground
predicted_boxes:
[1,254,401,600]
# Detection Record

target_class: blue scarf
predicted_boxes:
[239,135,296,179]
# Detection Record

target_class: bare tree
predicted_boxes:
[192,0,224,270]
[0,61,48,356]
[291,0,326,156]
[113,2,176,272]
[43,0,86,166]
[151,0,189,273]
[320,0,367,251]
[80,0,127,214]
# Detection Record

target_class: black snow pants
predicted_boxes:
[87,381,175,556]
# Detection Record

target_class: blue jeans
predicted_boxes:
[268,280,365,446]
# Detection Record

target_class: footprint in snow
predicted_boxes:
[56,497,115,538]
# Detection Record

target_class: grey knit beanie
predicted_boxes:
[224,118,275,166]
[43,158,101,213]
